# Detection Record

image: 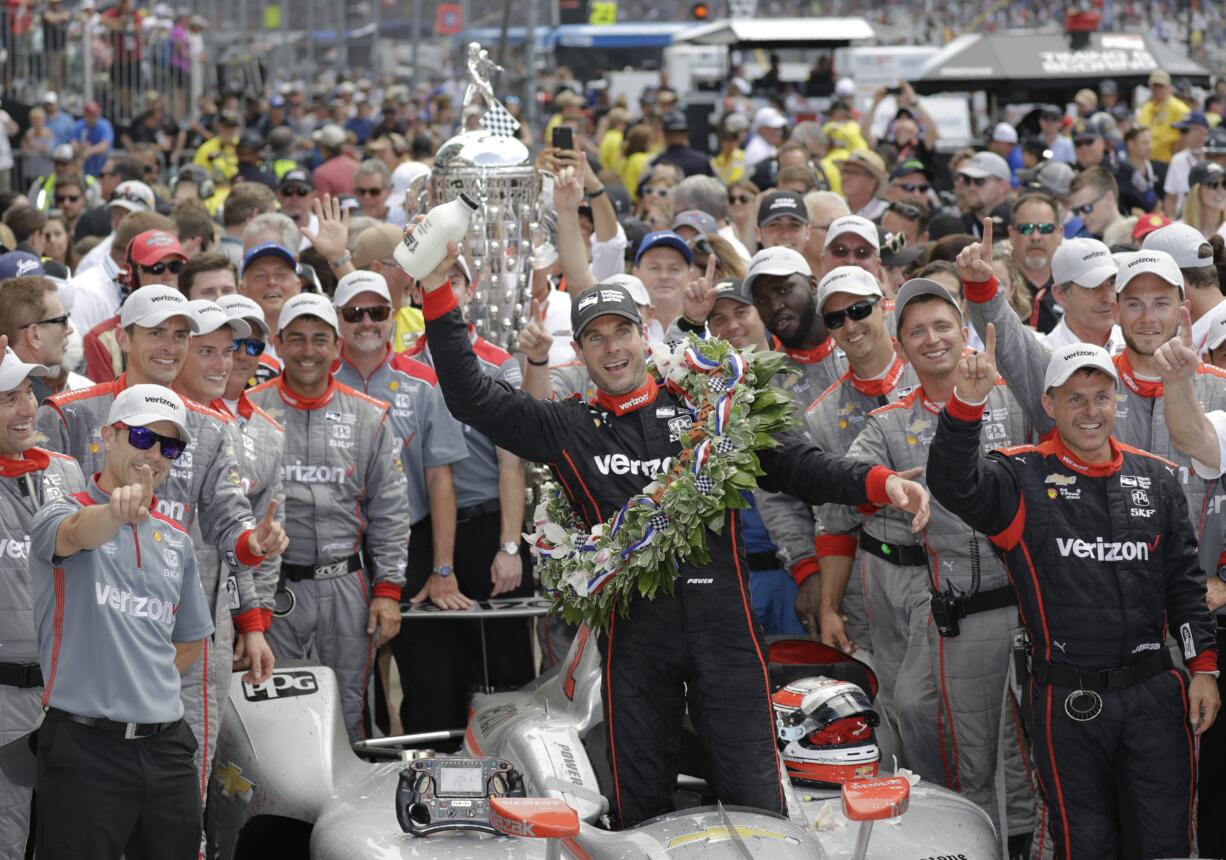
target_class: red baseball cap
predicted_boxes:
[1132,213,1172,242]
[126,230,186,267]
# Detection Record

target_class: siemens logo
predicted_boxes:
[280,462,349,483]
[593,454,672,477]
[95,583,176,624]
[1056,537,1153,562]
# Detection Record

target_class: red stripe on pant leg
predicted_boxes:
[604,610,625,825]
[1171,669,1195,853]
[938,636,962,792]
[1044,686,1072,859]
[729,514,786,814]
[201,638,209,802]
[356,572,375,741]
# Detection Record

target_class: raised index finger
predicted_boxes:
[1179,304,1194,348]
[984,322,997,358]
[260,499,278,527]
[705,252,717,286]
[981,217,993,256]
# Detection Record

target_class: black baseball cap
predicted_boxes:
[571,283,643,339]
[756,190,809,226]
[889,158,933,181]
[662,111,689,132]
[711,277,750,306]
[279,168,314,191]
[1189,161,1226,188]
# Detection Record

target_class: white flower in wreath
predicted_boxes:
[592,547,613,569]
[542,521,572,549]
[532,499,551,524]
[566,567,590,598]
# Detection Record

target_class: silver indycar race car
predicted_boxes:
[205,623,997,859]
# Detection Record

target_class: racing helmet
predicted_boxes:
[773,677,880,786]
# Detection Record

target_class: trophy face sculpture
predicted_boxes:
[428,42,543,352]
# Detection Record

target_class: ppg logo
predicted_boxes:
[242,670,318,702]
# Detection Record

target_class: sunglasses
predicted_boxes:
[339,305,392,323]
[54,193,80,203]
[895,182,930,194]
[1074,137,1099,147]
[233,338,266,356]
[1014,222,1057,235]
[823,297,879,330]
[887,202,923,220]
[827,243,877,260]
[139,259,186,276]
[354,187,385,197]
[115,423,186,460]
[280,186,311,197]
[730,194,753,205]
[1204,180,1226,191]
[954,174,989,187]
[23,313,69,329]
[1072,192,1107,216]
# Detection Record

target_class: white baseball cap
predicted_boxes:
[119,286,200,331]
[1205,301,1226,352]
[957,151,1012,182]
[741,246,812,300]
[0,348,47,392]
[894,277,964,325]
[816,266,883,312]
[1113,250,1184,295]
[216,294,270,336]
[186,299,251,338]
[1141,222,1215,270]
[602,273,652,307]
[752,106,788,131]
[991,122,1019,144]
[1051,238,1118,288]
[824,215,881,252]
[107,383,192,443]
[277,292,339,335]
[108,180,156,213]
[333,270,392,308]
[1043,343,1119,391]
[835,77,856,98]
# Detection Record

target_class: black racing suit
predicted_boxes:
[423,287,901,828]
[929,395,1218,859]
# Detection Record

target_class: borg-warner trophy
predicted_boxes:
[427,42,545,352]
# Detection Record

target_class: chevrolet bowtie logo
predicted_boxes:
[214,761,255,801]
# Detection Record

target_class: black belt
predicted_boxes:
[1030,649,1172,692]
[281,553,362,582]
[746,551,781,572]
[0,662,42,688]
[456,499,500,523]
[858,531,927,567]
[961,585,1016,616]
[44,707,180,740]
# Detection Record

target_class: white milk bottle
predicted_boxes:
[394,193,479,279]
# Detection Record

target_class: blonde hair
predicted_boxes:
[992,246,1035,321]
[1181,183,1226,237]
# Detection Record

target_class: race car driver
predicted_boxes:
[929,340,1220,859]
[0,344,85,860]
[962,217,1226,591]
[804,267,914,649]
[33,284,286,798]
[329,269,469,735]
[414,234,931,829]
[247,293,409,742]
[817,278,1036,846]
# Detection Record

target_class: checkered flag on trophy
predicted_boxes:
[479,100,521,138]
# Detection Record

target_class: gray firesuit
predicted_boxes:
[801,356,915,651]
[966,274,1226,580]
[34,376,263,798]
[246,376,409,742]
[822,384,1038,843]
[0,449,83,860]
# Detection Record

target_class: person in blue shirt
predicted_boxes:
[41,93,75,148]
[71,101,114,178]
[988,123,1023,188]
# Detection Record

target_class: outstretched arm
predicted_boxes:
[1156,305,1224,477]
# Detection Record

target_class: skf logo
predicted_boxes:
[242,670,318,702]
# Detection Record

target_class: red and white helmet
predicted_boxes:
[773,677,879,786]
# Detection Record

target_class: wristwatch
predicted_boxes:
[330,251,353,269]
[432,564,453,578]
[500,541,520,556]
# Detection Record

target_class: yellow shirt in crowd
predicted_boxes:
[1137,96,1190,163]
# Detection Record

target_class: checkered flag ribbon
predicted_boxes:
[479,99,521,138]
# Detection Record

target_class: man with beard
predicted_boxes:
[329,270,470,736]
[955,152,1012,239]
[819,279,1037,849]
[0,344,84,859]
[1007,192,1065,333]
[415,232,931,828]
[1040,238,1123,352]
[965,217,1226,609]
